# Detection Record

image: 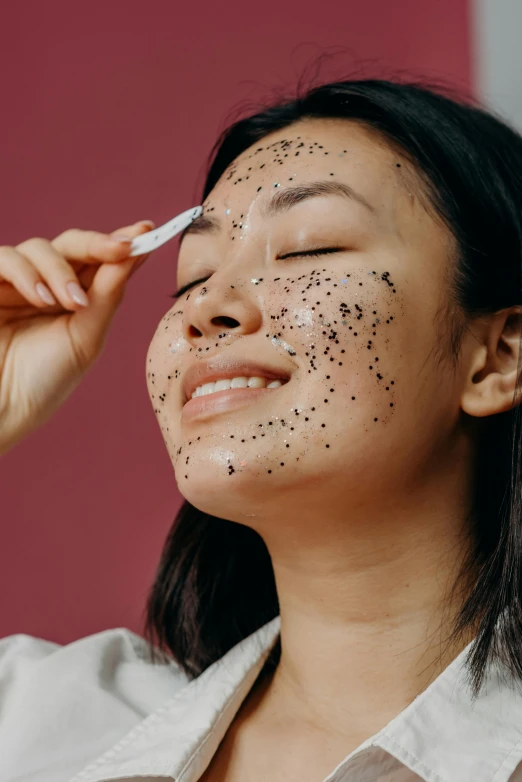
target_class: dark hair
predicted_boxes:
[143,75,522,697]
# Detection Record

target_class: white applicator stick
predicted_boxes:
[128,205,203,257]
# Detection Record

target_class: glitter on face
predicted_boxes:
[293,308,314,327]
[271,337,297,356]
[146,124,412,492]
[169,338,184,354]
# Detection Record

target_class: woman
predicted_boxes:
[1,77,522,782]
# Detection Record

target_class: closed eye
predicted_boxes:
[170,248,343,299]
[277,247,342,260]
[170,276,211,299]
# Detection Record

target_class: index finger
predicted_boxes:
[50,222,155,264]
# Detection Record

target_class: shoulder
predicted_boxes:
[0,628,191,781]
[0,626,190,707]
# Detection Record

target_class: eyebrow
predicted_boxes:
[178,179,375,242]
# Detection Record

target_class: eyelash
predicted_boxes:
[170,247,342,299]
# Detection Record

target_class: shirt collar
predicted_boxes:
[71,615,522,782]
[373,634,522,782]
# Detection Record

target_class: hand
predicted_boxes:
[0,220,154,456]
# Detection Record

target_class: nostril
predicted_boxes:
[211,316,240,328]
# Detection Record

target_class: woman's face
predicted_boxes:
[146,119,461,532]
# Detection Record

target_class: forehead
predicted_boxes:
[207,119,415,209]
[196,118,436,249]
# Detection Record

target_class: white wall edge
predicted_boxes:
[473,0,522,131]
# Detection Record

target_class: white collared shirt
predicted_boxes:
[2,615,522,782]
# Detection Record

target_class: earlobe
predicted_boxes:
[461,367,520,417]
[460,309,522,418]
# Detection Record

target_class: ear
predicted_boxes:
[461,307,522,418]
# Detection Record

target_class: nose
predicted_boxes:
[182,276,264,347]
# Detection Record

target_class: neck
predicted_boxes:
[250,490,476,740]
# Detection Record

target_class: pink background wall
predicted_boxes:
[0,1,472,644]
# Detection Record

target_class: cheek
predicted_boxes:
[145,307,185,450]
[265,265,402,426]
[145,262,407,490]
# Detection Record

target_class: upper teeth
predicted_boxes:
[191,376,283,398]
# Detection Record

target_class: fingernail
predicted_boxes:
[66,281,89,307]
[109,234,132,243]
[35,281,57,306]
[135,220,155,228]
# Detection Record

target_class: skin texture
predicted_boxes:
[145,119,521,776]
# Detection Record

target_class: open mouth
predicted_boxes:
[188,376,286,401]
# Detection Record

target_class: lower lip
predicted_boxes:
[182,385,284,422]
